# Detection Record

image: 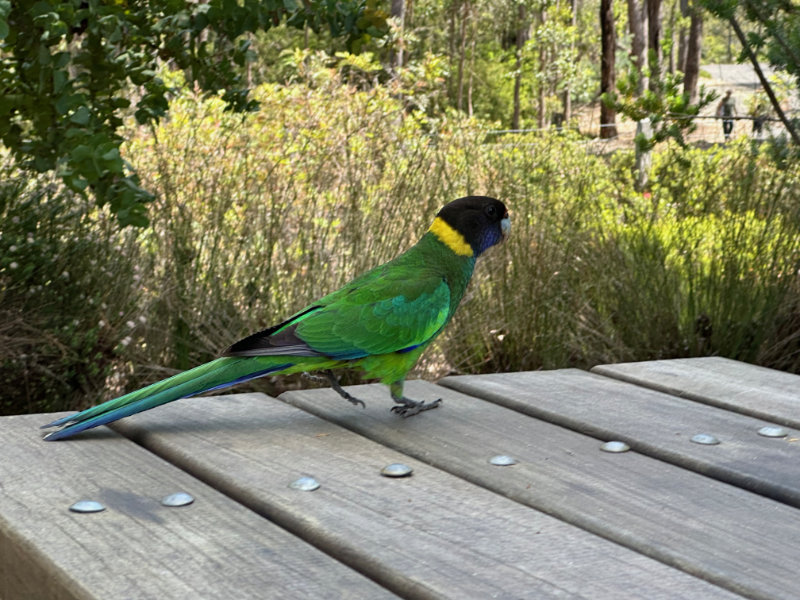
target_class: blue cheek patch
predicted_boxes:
[476,229,503,255]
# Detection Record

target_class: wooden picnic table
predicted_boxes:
[2,356,799,599]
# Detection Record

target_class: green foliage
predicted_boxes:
[701,14,738,63]
[723,0,800,90]
[613,140,800,368]
[0,156,142,414]
[454,136,800,373]
[122,73,449,382]
[5,68,800,415]
[0,0,387,227]
[446,130,622,371]
[608,69,717,152]
[121,77,800,386]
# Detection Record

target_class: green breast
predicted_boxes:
[397,231,476,318]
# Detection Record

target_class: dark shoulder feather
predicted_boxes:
[224,306,325,357]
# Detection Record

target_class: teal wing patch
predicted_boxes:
[293,272,452,359]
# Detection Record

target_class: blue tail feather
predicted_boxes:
[42,358,293,441]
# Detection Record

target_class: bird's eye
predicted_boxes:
[485,205,497,217]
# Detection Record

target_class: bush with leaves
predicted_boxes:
[122,77,800,386]
[7,67,800,415]
[0,158,144,414]
[0,0,387,227]
[606,69,718,153]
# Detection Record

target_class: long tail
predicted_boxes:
[41,356,293,441]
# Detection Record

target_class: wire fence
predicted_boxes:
[485,111,799,151]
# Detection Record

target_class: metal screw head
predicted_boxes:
[600,441,630,453]
[289,476,320,491]
[691,433,720,445]
[381,463,413,477]
[489,455,517,466]
[69,500,105,513]
[758,426,789,438]
[161,492,194,507]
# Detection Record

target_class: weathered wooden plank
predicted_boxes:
[0,412,393,600]
[104,392,742,599]
[592,357,800,428]
[282,380,800,600]
[442,368,800,508]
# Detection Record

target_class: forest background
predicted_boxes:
[2,0,800,415]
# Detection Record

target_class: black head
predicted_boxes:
[436,196,510,256]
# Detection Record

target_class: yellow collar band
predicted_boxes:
[428,217,473,256]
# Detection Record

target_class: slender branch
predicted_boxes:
[728,15,800,146]
[743,0,800,69]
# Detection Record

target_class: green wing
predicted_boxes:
[227,262,452,360]
[295,267,452,359]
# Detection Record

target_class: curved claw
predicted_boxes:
[390,397,442,418]
[345,395,366,409]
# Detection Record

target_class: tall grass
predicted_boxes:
[123,77,800,384]
[3,71,799,414]
[453,138,800,374]
[125,81,453,381]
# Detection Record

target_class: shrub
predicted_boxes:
[6,71,800,414]
[0,159,144,414]
[453,137,800,374]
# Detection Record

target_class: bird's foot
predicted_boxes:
[390,396,442,418]
[322,370,366,408]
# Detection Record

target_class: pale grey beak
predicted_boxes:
[501,216,511,239]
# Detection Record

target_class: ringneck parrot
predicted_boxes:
[42,196,510,441]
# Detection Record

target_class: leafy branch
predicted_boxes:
[0,0,387,226]
[604,66,717,153]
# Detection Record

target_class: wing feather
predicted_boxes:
[226,265,452,360]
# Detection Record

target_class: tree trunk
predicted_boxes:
[456,0,470,112]
[563,0,577,122]
[683,5,702,103]
[600,0,617,138]
[627,0,646,94]
[647,0,662,91]
[512,3,529,129]
[677,0,689,73]
[668,0,676,74]
[467,24,476,117]
[635,117,653,191]
[389,0,405,72]
[448,1,456,75]
[727,23,733,62]
[537,8,547,129]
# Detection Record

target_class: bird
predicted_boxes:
[42,196,510,441]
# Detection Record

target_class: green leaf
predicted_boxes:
[66,174,89,191]
[70,144,92,162]
[69,106,90,125]
[54,93,81,115]
[53,69,67,93]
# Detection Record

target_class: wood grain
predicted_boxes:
[442,368,800,507]
[282,379,800,600]
[592,357,800,427]
[0,413,392,600]
[105,392,741,599]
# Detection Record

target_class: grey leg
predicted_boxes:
[322,370,365,408]
[389,380,441,417]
